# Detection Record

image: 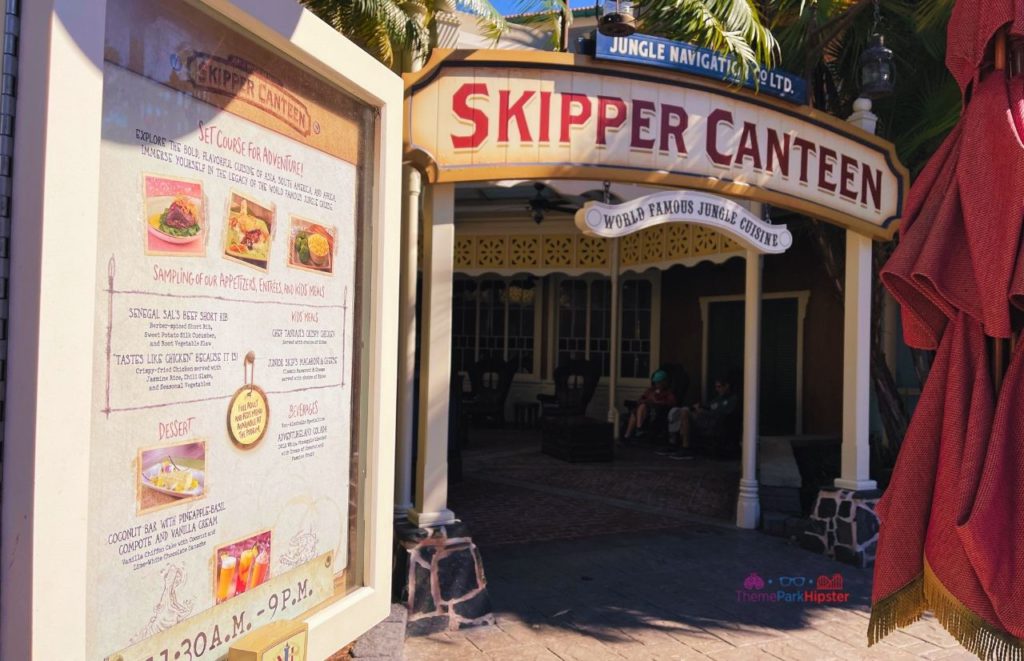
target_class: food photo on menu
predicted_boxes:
[143,174,206,257]
[288,217,336,275]
[223,191,275,271]
[136,440,206,514]
[214,530,272,604]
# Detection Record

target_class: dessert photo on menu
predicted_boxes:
[136,440,207,514]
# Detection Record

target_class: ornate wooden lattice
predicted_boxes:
[577,236,608,267]
[454,236,475,269]
[476,236,507,267]
[542,235,574,267]
[691,225,721,256]
[641,225,666,262]
[620,233,643,266]
[509,236,540,267]
[453,225,741,272]
[665,224,692,259]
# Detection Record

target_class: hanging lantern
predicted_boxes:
[859,33,895,99]
[598,0,636,37]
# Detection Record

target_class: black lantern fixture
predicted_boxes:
[598,0,636,37]
[859,1,894,99]
[859,34,894,98]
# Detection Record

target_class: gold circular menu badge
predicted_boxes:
[228,385,269,448]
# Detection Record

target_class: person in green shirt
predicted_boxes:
[662,377,738,460]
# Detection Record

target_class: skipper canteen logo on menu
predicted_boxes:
[738,571,850,604]
[187,52,313,137]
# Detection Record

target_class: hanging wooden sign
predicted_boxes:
[404,50,909,239]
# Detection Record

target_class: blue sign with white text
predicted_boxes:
[594,33,807,105]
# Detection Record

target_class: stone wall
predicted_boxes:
[800,488,880,568]
[395,521,494,635]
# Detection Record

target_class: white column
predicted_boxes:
[394,165,420,519]
[836,231,877,491]
[608,238,620,437]
[736,250,761,529]
[410,183,456,527]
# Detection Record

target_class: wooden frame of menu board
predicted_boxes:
[0,0,401,659]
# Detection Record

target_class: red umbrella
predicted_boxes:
[870,3,1024,657]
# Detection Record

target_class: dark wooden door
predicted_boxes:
[706,297,799,434]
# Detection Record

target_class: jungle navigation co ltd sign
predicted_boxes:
[594,33,807,105]
[404,52,908,239]
[575,190,792,254]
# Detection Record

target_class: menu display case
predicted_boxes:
[1,1,401,658]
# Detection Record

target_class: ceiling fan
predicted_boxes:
[526,182,583,224]
[526,182,616,224]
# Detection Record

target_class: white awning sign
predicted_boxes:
[576,190,792,254]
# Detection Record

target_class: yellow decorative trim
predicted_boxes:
[454,237,475,269]
[577,236,608,268]
[542,235,574,267]
[642,226,666,262]
[621,233,642,266]
[509,236,540,267]
[692,225,720,256]
[452,226,741,273]
[665,224,691,260]
[476,235,508,268]
[720,235,741,252]
[869,558,1024,661]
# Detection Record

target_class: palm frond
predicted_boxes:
[458,0,508,42]
[304,0,501,69]
[509,0,571,50]
[638,0,778,81]
[914,0,955,33]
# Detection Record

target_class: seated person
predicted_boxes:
[660,377,738,459]
[623,369,678,440]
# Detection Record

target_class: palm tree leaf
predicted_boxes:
[638,0,778,80]
[458,0,508,42]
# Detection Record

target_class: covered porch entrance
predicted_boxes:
[393,47,907,633]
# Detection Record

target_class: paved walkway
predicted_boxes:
[399,432,969,660]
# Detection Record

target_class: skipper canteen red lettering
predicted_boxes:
[448,83,883,212]
[188,52,313,137]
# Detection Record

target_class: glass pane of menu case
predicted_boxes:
[88,1,374,657]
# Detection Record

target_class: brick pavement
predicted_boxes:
[451,431,742,545]
[396,432,969,660]
[402,529,970,660]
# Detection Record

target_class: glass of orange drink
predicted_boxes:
[235,547,255,595]
[216,554,237,603]
[249,547,270,589]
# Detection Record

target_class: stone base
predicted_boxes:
[800,488,880,568]
[394,519,494,635]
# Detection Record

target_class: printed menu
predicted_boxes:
[86,1,372,658]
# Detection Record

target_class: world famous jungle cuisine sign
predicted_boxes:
[404,52,908,238]
[87,1,366,658]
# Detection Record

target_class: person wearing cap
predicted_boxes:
[623,369,678,440]
[660,377,737,459]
